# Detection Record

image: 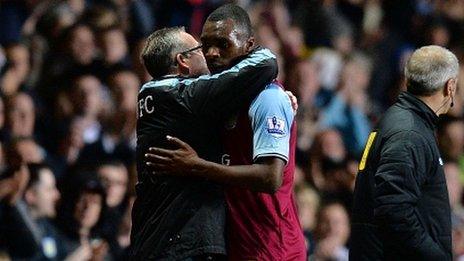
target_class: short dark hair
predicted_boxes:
[97,159,126,170]
[206,4,253,39]
[141,27,188,79]
[26,163,52,190]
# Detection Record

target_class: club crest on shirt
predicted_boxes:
[266,116,286,137]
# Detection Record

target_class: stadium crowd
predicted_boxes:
[1,0,464,260]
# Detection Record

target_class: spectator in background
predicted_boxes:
[98,161,128,211]
[6,92,35,139]
[81,5,120,33]
[97,161,129,259]
[106,68,139,145]
[438,115,464,163]
[9,136,66,179]
[67,74,103,145]
[66,24,98,68]
[77,105,135,168]
[2,163,68,260]
[11,137,45,165]
[1,43,31,96]
[296,184,320,256]
[98,26,130,69]
[309,129,347,192]
[42,23,101,92]
[444,161,464,260]
[0,97,5,142]
[113,196,134,260]
[320,53,372,156]
[453,217,464,260]
[57,117,86,166]
[57,178,109,261]
[444,161,464,219]
[312,202,350,261]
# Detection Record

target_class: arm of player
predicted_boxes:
[146,84,294,193]
[145,136,284,193]
[180,47,278,120]
[373,131,448,260]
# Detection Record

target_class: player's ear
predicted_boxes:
[245,37,255,53]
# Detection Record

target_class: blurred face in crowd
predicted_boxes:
[0,97,5,129]
[430,25,450,47]
[74,191,102,230]
[440,120,464,160]
[316,203,350,244]
[109,71,139,111]
[72,75,102,118]
[14,138,44,163]
[69,25,96,65]
[67,0,86,16]
[444,162,463,208]
[297,187,319,231]
[297,60,321,105]
[98,164,128,208]
[7,93,35,137]
[5,44,30,83]
[254,23,285,81]
[201,18,254,73]
[319,130,346,162]
[100,28,128,65]
[340,59,371,93]
[333,34,354,56]
[25,168,60,218]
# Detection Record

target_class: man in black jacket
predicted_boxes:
[351,45,458,260]
[3,163,69,260]
[130,27,277,260]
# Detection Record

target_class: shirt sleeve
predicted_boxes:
[249,83,294,164]
[179,47,277,120]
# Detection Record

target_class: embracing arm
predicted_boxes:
[146,85,294,193]
[180,47,278,119]
[146,137,284,193]
[188,157,284,193]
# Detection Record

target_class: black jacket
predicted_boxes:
[1,201,68,260]
[350,92,452,260]
[130,48,277,260]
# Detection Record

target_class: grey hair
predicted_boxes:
[141,27,189,78]
[404,45,459,96]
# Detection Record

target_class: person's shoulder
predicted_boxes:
[254,82,289,105]
[139,78,180,94]
[378,104,416,134]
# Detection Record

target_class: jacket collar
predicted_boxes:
[397,91,439,129]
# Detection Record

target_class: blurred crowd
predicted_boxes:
[1,0,464,260]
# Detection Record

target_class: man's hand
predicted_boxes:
[145,136,202,175]
[285,90,298,115]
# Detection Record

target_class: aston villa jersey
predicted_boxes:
[222,82,306,261]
